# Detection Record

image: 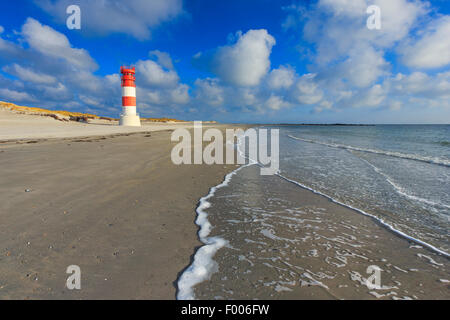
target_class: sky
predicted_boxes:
[0,0,449,124]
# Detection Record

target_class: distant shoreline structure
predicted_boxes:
[264,123,376,126]
[263,123,449,126]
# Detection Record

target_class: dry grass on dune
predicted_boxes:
[0,101,112,122]
[140,117,186,123]
[0,101,189,123]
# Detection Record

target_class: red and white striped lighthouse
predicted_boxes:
[119,66,141,126]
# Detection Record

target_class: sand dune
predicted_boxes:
[0,102,196,141]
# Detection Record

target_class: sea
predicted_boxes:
[177,125,450,300]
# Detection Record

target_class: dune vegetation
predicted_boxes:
[0,101,186,123]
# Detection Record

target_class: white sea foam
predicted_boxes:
[275,284,293,292]
[300,272,329,289]
[260,229,299,243]
[288,135,450,167]
[276,173,450,258]
[392,296,414,300]
[416,253,444,266]
[370,291,398,299]
[359,156,450,210]
[177,135,256,300]
[176,163,252,300]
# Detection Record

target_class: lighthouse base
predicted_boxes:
[120,114,141,127]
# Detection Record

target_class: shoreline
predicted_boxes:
[278,173,450,258]
[1,116,447,300]
[191,165,449,300]
[0,125,249,299]
[177,163,253,300]
[177,128,448,299]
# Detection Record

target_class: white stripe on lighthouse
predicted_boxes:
[123,106,137,115]
[122,86,136,97]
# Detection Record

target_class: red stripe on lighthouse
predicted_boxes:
[121,80,136,87]
[122,96,136,106]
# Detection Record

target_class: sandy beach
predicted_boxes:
[0,108,198,141]
[0,110,448,300]
[0,109,246,299]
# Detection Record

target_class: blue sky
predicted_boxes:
[0,0,449,123]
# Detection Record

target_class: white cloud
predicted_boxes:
[36,0,184,40]
[264,95,290,110]
[274,0,449,119]
[0,88,35,102]
[40,83,71,100]
[194,78,225,107]
[149,50,174,70]
[305,0,427,58]
[105,74,120,86]
[3,64,56,84]
[69,71,104,93]
[211,29,276,87]
[0,18,186,118]
[400,15,450,69]
[294,0,427,89]
[372,0,428,45]
[292,74,323,105]
[387,71,450,99]
[333,71,450,110]
[136,59,179,88]
[170,84,190,104]
[318,0,367,18]
[79,94,101,107]
[185,1,442,118]
[133,56,190,110]
[337,45,389,88]
[267,66,296,89]
[0,25,4,34]
[0,31,25,59]
[143,90,162,104]
[389,101,403,110]
[22,18,97,70]
[0,19,122,114]
[351,84,386,108]
[235,88,259,106]
[314,100,333,113]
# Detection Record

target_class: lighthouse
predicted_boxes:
[119,66,141,126]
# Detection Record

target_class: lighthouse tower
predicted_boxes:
[119,66,141,126]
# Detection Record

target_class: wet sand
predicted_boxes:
[194,165,449,300]
[0,126,246,299]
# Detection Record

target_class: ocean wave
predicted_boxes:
[276,173,450,258]
[178,132,450,299]
[177,135,256,300]
[176,164,251,300]
[288,135,450,167]
[357,156,450,210]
